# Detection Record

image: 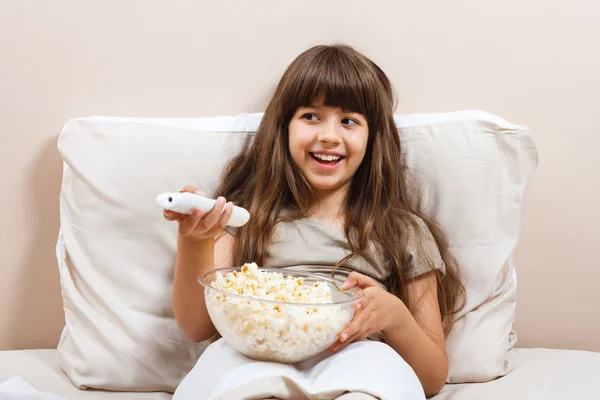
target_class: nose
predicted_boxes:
[317,120,342,145]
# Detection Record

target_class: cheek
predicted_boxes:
[348,134,369,163]
[288,126,307,165]
[288,124,312,154]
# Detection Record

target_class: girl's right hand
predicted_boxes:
[163,185,234,242]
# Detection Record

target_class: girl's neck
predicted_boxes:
[309,184,349,230]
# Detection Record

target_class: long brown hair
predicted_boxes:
[215,44,465,335]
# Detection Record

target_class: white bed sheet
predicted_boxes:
[0,350,171,400]
[434,347,599,399]
[0,348,598,399]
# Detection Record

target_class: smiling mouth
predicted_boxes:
[309,152,345,166]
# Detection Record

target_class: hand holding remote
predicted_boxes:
[160,185,248,241]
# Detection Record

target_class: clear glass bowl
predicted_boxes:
[199,266,363,364]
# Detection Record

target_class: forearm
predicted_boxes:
[382,301,448,397]
[172,235,217,342]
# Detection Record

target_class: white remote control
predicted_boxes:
[156,192,250,227]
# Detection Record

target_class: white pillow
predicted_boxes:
[397,114,537,382]
[55,110,537,391]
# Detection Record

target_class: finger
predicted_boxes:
[178,211,203,236]
[345,325,371,346]
[163,210,174,220]
[341,271,378,290]
[338,310,366,344]
[346,301,378,345]
[181,184,198,193]
[352,297,367,312]
[179,185,206,196]
[345,288,371,316]
[212,202,233,232]
[200,197,227,230]
[163,210,182,221]
[329,339,342,352]
[334,325,370,352]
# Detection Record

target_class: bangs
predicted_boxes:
[281,47,380,123]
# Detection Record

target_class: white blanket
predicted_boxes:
[174,339,425,400]
[0,377,67,400]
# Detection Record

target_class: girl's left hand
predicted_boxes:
[329,271,404,352]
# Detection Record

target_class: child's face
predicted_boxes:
[288,98,369,196]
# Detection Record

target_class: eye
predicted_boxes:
[341,117,359,126]
[302,113,319,122]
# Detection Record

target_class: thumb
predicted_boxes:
[341,271,377,290]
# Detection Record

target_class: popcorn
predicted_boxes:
[205,263,354,363]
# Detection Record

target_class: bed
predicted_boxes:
[1,348,598,399]
[2,112,599,400]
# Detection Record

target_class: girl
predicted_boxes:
[164,44,465,398]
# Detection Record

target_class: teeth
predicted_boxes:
[312,153,341,161]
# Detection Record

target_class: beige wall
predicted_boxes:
[1,1,599,352]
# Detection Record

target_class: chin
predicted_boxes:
[307,178,344,192]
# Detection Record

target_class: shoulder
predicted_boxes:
[403,214,446,278]
[404,214,435,244]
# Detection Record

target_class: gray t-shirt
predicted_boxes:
[226,215,445,289]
